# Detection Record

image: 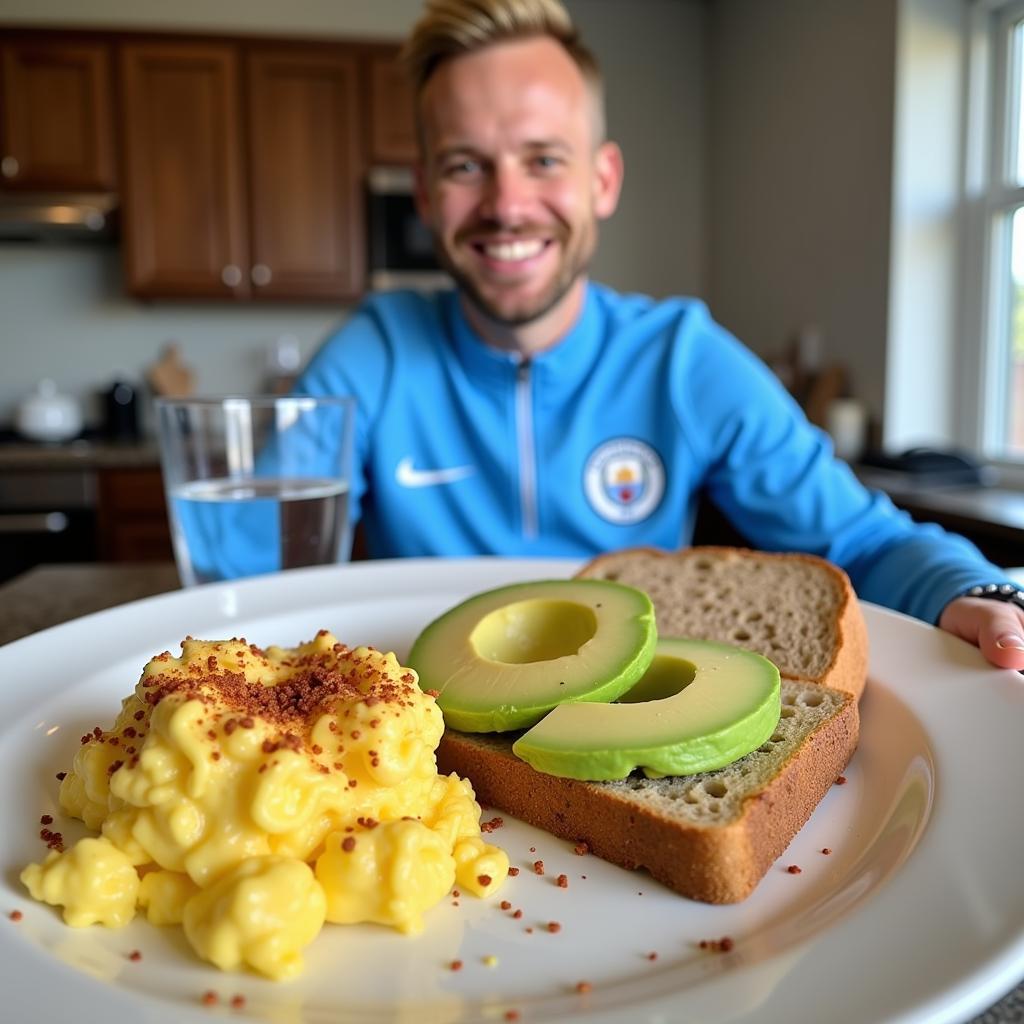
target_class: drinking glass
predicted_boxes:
[155,395,354,586]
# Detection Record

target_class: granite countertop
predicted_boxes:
[1,563,1022,1022]
[0,563,181,645]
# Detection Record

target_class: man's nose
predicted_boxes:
[480,165,532,225]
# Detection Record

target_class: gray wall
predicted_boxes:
[0,0,705,426]
[707,0,898,427]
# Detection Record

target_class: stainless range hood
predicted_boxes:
[0,192,118,241]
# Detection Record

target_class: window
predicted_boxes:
[965,0,1024,462]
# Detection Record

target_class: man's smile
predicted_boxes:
[466,234,557,275]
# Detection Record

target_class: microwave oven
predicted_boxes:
[367,167,450,291]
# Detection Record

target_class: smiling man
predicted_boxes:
[413,32,621,350]
[292,0,1024,670]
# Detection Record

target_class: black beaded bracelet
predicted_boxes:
[963,583,1024,614]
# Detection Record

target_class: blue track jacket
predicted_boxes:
[288,284,1012,626]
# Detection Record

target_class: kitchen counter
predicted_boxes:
[0,437,161,471]
[1,562,1023,1021]
[856,466,1024,567]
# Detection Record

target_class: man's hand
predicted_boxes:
[938,597,1024,670]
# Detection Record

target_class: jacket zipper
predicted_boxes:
[515,359,538,540]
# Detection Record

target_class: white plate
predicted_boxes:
[1,557,1023,1024]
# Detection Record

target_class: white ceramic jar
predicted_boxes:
[15,379,84,443]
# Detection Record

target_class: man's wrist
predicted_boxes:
[960,583,1024,614]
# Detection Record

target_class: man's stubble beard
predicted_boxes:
[435,218,598,329]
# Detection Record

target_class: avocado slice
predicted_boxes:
[407,579,656,732]
[511,637,781,780]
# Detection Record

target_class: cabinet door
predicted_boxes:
[0,36,115,190]
[119,41,249,299]
[96,467,174,562]
[246,47,363,299]
[366,48,417,165]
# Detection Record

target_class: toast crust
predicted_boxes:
[576,546,869,702]
[438,692,859,903]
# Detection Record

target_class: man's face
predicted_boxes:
[415,36,622,328]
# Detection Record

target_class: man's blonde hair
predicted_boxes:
[401,0,605,141]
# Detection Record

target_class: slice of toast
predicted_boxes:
[435,546,867,904]
[580,546,868,700]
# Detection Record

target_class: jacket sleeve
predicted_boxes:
[673,306,1011,624]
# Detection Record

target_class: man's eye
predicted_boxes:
[531,154,563,172]
[443,159,481,179]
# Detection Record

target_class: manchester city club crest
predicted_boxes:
[583,438,665,524]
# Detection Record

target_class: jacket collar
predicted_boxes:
[444,284,604,393]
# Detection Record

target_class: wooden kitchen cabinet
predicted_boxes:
[119,41,249,298]
[96,466,174,562]
[119,38,364,301]
[246,46,363,298]
[0,34,116,191]
[365,46,417,165]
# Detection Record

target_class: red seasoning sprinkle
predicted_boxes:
[504,1012,520,1022]
[477,874,492,887]
[40,814,53,825]
[341,837,356,852]
[547,921,562,933]
[835,775,847,785]
[576,981,592,993]
[786,864,803,875]
[647,951,658,961]
[500,901,512,911]
[699,936,735,953]
[508,866,520,877]
[556,874,568,888]
[481,816,504,833]
[533,860,545,875]
[450,959,463,971]
[230,995,246,1009]
[513,909,523,919]
[128,950,142,962]
[9,910,23,922]
[821,848,833,856]
[573,842,590,856]
[55,771,67,780]
[201,991,219,1006]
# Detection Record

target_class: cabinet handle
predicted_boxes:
[1,155,19,179]
[251,264,273,287]
[221,265,243,288]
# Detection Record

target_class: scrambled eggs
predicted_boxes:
[21,632,508,980]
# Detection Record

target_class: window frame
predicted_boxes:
[961,0,1024,468]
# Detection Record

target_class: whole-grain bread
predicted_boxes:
[435,545,868,904]
[580,546,868,701]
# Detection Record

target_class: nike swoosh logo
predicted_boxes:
[395,456,476,488]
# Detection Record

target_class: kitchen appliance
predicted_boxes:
[0,191,118,241]
[0,466,98,583]
[103,380,140,441]
[366,167,450,291]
